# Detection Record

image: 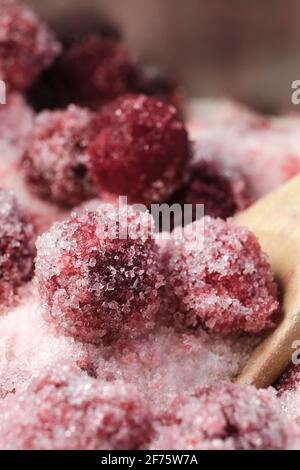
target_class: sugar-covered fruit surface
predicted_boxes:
[162,216,279,334]
[88,94,191,205]
[35,206,163,343]
[0,189,36,307]
[1,0,300,450]
[0,0,60,92]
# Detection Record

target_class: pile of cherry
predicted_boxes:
[0,0,299,450]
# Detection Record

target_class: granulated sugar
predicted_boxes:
[94,325,260,412]
[189,99,300,199]
[0,288,99,397]
[0,282,259,412]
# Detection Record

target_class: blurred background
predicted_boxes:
[26,0,300,113]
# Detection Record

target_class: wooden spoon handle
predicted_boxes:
[236,309,300,387]
[235,175,300,388]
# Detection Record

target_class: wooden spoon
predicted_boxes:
[235,174,300,388]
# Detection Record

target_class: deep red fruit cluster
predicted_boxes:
[23,105,97,206]
[54,36,138,109]
[169,158,251,222]
[0,189,36,304]
[0,0,60,92]
[163,216,279,333]
[151,382,289,450]
[276,364,300,394]
[88,94,191,205]
[0,366,154,450]
[35,205,164,343]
